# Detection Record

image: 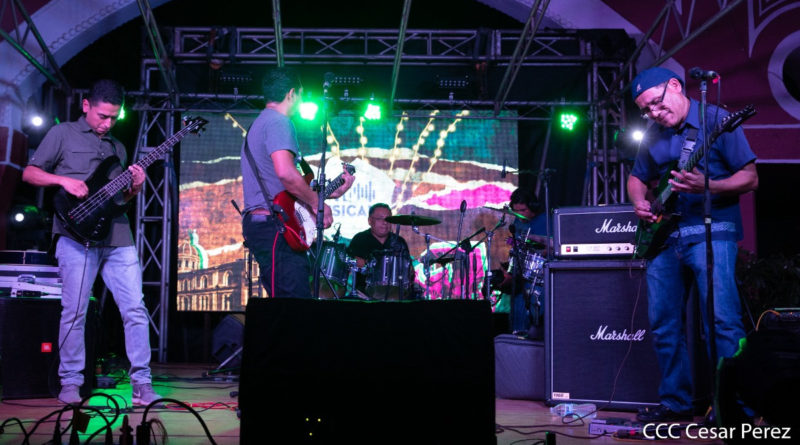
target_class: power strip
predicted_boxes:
[588,417,644,435]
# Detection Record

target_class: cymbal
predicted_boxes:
[385,214,441,226]
[483,205,528,221]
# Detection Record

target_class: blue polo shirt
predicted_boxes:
[631,99,756,245]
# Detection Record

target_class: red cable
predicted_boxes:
[271,230,279,298]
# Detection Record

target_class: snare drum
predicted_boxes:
[509,248,546,282]
[366,251,412,300]
[319,242,349,285]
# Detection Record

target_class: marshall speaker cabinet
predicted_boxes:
[553,205,638,258]
[545,260,660,410]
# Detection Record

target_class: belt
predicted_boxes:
[248,208,272,216]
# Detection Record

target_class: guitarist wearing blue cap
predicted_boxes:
[627,67,758,423]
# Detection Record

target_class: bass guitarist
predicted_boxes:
[627,67,758,423]
[240,67,354,299]
[22,79,162,406]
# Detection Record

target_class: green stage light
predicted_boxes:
[364,103,382,121]
[118,106,126,121]
[299,101,319,121]
[559,112,578,131]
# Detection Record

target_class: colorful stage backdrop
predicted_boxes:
[177,110,518,311]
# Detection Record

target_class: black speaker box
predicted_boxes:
[545,260,659,410]
[0,297,97,400]
[239,298,496,444]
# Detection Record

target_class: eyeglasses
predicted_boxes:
[640,84,669,119]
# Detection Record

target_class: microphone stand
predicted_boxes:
[483,213,507,300]
[452,200,467,298]
[541,168,555,260]
[311,75,332,299]
[698,79,718,370]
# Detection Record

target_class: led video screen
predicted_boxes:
[177,110,518,311]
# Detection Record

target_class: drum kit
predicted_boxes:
[484,205,548,287]
[316,214,441,301]
[316,206,548,301]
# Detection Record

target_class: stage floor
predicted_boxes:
[0,363,719,444]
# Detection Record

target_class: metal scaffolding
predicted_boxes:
[133,28,627,360]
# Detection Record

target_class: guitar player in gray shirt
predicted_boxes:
[22,79,162,407]
[240,67,353,299]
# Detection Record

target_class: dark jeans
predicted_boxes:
[242,214,311,299]
[646,239,744,413]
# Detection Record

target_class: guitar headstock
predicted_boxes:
[342,162,356,175]
[182,116,209,134]
[718,105,756,134]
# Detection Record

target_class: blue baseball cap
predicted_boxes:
[631,67,684,101]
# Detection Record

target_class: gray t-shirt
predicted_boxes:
[241,108,300,212]
[28,116,133,246]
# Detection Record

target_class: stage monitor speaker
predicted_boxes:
[239,298,496,444]
[0,297,97,400]
[545,260,659,410]
[211,313,244,367]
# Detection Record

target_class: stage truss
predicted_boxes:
[132,25,629,359]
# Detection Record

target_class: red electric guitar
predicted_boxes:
[274,160,355,252]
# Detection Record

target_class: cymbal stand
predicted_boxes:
[483,212,507,299]
[412,226,455,300]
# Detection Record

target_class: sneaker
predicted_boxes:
[131,383,164,406]
[58,384,82,405]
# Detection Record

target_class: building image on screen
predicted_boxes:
[177,110,518,311]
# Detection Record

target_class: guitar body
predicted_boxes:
[274,162,356,252]
[634,162,681,259]
[53,156,130,243]
[273,191,312,251]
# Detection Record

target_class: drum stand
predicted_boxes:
[343,260,369,300]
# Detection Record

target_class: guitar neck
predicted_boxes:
[323,174,346,198]
[653,126,723,207]
[100,125,196,197]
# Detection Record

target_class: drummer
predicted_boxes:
[502,188,548,338]
[346,203,413,295]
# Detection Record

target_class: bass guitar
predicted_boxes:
[274,161,355,252]
[53,116,208,244]
[633,105,755,259]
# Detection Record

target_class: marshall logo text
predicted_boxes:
[590,325,646,342]
[595,218,637,234]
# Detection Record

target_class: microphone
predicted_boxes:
[332,223,341,243]
[501,159,507,179]
[689,67,719,80]
[460,200,467,214]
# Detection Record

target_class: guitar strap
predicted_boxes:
[678,127,699,170]
[242,129,287,232]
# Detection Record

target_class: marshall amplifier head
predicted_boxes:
[553,205,638,258]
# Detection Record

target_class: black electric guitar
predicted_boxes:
[53,116,208,244]
[633,105,755,259]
